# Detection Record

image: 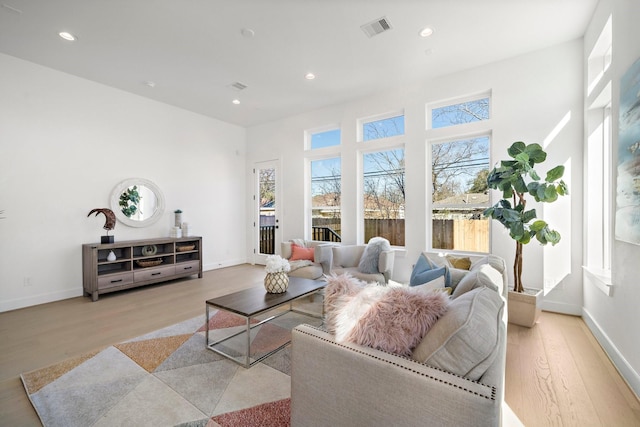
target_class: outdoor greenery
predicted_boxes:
[483,141,568,293]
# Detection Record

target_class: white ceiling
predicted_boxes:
[0,0,598,127]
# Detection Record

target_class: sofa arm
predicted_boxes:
[291,325,500,427]
[378,249,395,282]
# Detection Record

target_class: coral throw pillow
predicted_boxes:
[290,243,315,261]
[324,273,449,356]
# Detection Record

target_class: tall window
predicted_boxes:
[428,93,491,253]
[585,16,612,280]
[311,157,342,242]
[363,148,405,246]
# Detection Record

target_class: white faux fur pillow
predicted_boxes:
[324,273,449,356]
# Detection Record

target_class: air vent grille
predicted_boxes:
[361,17,392,38]
[230,82,248,91]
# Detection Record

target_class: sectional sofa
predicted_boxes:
[291,252,508,427]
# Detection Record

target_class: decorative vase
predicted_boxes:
[175,212,182,227]
[264,272,289,294]
[107,250,116,262]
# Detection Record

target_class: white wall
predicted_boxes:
[0,53,248,312]
[582,0,640,397]
[246,39,585,313]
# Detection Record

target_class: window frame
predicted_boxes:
[305,124,341,151]
[357,110,405,143]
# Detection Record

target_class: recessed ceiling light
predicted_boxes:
[241,28,255,38]
[232,99,240,105]
[58,31,76,41]
[143,81,156,88]
[305,73,316,80]
[419,27,434,38]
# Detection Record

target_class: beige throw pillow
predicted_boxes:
[411,286,504,381]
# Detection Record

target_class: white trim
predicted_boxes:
[203,259,246,271]
[582,308,640,399]
[583,266,613,296]
[541,300,582,316]
[0,288,82,312]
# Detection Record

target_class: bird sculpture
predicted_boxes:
[87,208,116,232]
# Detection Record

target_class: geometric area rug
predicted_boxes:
[21,307,322,427]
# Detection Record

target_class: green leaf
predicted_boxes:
[498,199,512,209]
[546,165,565,182]
[544,185,558,202]
[522,209,537,223]
[525,143,547,163]
[547,230,561,244]
[515,152,529,164]
[483,207,494,218]
[530,220,547,231]
[502,208,521,222]
[513,175,528,194]
[518,231,531,245]
[558,180,569,196]
[508,142,526,158]
[502,186,513,199]
[510,222,525,240]
[529,169,541,181]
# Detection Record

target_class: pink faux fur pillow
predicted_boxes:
[324,273,450,356]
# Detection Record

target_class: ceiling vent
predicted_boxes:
[361,17,393,38]
[230,81,248,91]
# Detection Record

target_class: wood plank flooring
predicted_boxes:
[1,264,638,426]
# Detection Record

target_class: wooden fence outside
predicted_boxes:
[261,218,489,252]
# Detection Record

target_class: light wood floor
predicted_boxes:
[1,264,639,426]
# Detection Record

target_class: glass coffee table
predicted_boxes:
[205,276,325,368]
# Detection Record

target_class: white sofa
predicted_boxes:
[291,252,508,427]
[330,244,395,284]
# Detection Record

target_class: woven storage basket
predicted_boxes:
[176,245,195,252]
[264,272,289,294]
[136,259,163,268]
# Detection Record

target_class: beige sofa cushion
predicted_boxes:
[411,286,504,381]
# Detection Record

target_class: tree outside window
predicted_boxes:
[363,148,405,245]
[311,157,342,241]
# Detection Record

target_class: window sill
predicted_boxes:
[582,266,612,296]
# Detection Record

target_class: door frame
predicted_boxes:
[253,159,282,265]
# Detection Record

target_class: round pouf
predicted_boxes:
[264,272,289,294]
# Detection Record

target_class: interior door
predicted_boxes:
[254,160,281,265]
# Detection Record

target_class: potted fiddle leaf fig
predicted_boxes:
[483,141,568,327]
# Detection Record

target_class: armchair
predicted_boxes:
[281,239,335,280]
[330,244,394,284]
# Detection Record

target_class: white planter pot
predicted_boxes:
[508,287,542,328]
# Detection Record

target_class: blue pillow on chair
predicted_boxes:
[410,254,446,286]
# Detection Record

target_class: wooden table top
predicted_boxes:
[206,276,325,317]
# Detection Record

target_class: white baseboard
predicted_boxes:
[541,299,582,316]
[582,308,640,399]
[0,288,82,312]
[203,258,247,271]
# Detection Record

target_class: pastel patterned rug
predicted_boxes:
[21,307,321,427]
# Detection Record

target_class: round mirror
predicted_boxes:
[110,178,165,227]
